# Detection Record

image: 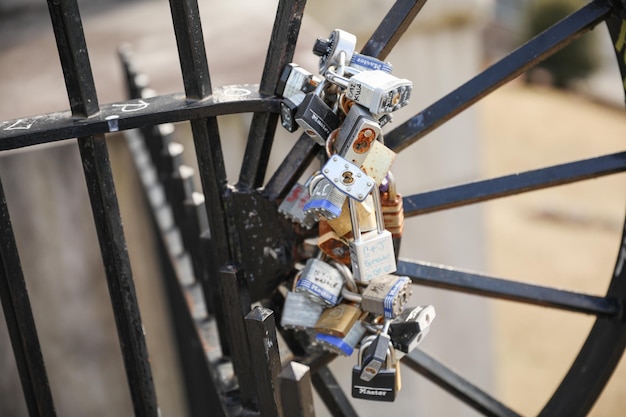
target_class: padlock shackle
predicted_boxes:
[348,198,361,241]
[372,189,386,234]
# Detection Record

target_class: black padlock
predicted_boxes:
[351,335,397,402]
[294,92,340,146]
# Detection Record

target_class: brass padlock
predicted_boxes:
[314,302,362,338]
[381,173,404,239]
[326,194,376,238]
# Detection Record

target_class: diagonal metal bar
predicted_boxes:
[360,0,428,60]
[0,179,57,417]
[403,151,626,217]
[262,133,319,201]
[402,350,522,417]
[397,260,622,316]
[238,0,307,190]
[311,366,359,417]
[385,0,612,152]
[47,1,159,416]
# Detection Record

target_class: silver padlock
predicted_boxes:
[321,155,375,202]
[280,290,324,330]
[361,274,412,318]
[295,257,345,306]
[276,63,315,98]
[303,174,346,220]
[388,305,436,354]
[333,104,381,168]
[278,182,317,229]
[349,189,396,283]
[327,68,412,116]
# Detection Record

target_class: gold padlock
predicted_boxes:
[326,194,376,237]
[360,140,396,186]
[318,221,352,264]
[314,302,362,338]
[381,172,404,239]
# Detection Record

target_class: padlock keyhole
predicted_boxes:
[342,171,354,184]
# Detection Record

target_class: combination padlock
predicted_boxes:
[314,302,362,338]
[380,173,404,238]
[295,257,345,307]
[351,335,398,402]
[295,92,341,146]
[361,274,412,319]
[333,103,381,167]
[277,182,317,229]
[280,290,324,330]
[303,174,346,220]
[313,29,357,75]
[349,190,396,283]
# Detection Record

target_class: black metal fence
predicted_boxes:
[2,0,626,416]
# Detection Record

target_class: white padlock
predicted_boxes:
[348,189,396,283]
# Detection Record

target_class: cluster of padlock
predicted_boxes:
[277,29,436,402]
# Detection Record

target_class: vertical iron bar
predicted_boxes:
[168,0,232,265]
[245,307,283,417]
[279,362,315,417]
[238,0,307,190]
[47,1,159,416]
[0,179,56,417]
[219,264,257,409]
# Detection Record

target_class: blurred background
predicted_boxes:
[0,0,625,416]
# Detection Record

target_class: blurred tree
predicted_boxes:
[523,0,598,88]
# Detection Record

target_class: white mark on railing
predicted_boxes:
[111,99,149,112]
[4,118,36,130]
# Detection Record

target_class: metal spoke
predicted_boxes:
[262,133,318,201]
[385,0,612,152]
[239,0,307,190]
[360,0,428,60]
[0,179,56,417]
[397,260,622,316]
[402,151,626,217]
[311,366,359,417]
[402,350,522,417]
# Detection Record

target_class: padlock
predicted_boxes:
[276,63,315,99]
[321,155,375,202]
[344,70,412,115]
[295,257,345,307]
[314,302,361,338]
[349,53,393,73]
[325,194,376,238]
[317,221,351,264]
[278,182,317,229]
[360,140,397,186]
[349,190,396,283]
[315,318,366,356]
[280,290,324,330]
[295,92,341,146]
[361,274,412,318]
[333,104,381,168]
[380,173,404,238]
[352,335,398,402]
[312,29,357,74]
[303,174,346,220]
[388,305,436,354]
[280,91,306,133]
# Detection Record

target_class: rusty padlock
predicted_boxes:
[381,173,404,239]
